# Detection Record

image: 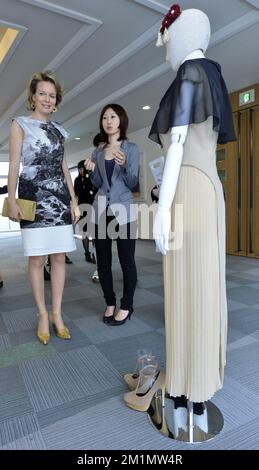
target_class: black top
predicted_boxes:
[149,58,236,146]
[74,171,97,205]
[0,185,7,195]
[105,159,115,186]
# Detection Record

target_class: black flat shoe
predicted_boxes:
[85,252,92,263]
[102,306,116,324]
[109,308,133,326]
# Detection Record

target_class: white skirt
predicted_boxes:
[21,225,77,257]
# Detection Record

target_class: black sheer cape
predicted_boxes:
[149,58,236,146]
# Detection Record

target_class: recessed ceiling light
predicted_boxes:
[0,27,19,64]
[142,105,151,110]
[74,137,81,140]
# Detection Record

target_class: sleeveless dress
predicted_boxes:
[149,59,236,402]
[14,116,76,256]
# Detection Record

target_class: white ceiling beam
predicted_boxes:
[64,62,169,128]
[135,0,259,13]
[19,0,102,24]
[210,10,259,47]
[244,0,259,9]
[132,0,167,13]
[63,21,161,105]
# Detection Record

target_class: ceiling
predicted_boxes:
[0,0,259,163]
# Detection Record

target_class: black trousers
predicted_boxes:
[95,216,137,310]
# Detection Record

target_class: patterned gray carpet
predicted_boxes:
[0,235,259,450]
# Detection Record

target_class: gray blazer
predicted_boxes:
[90,139,140,225]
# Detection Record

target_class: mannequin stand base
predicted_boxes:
[148,393,224,443]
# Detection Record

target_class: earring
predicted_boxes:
[31,102,36,111]
[52,107,57,113]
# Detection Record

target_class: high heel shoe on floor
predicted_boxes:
[109,308,133,326]
[124,369,165,412]
[102,305,116,324]
[124,351,155,390]
[49,314,71,339]
[36,331,50,345]
[123,373,139,391]
[36,315,50,345]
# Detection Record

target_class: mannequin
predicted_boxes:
[148,5,235,414]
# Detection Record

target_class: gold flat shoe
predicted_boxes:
[36,332,50,345]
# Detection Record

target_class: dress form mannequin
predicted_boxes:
[148,5,235,440]
[154,8,211,253]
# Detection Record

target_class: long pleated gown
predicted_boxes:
[161,117,226,402]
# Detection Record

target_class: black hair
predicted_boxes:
[93,133,105,148]
[77,160,85,169]
[99,104,128,143]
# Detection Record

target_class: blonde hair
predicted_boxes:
[27,70,63,111]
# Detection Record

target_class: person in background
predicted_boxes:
[74,160,98,263]
[7,71,80,344]
[44,252,72,282]
[85,104,140,325]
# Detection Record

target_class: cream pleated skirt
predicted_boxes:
[164,166,223,402]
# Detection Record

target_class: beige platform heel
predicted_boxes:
[124,368,165,412]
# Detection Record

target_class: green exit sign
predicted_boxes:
[239,89,255,106]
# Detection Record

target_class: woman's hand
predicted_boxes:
[7,199,23,222]
[71,199,80,224]
[84,158,95,172]
[113,149,126,166]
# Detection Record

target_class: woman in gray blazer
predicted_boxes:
[85,104,140,325]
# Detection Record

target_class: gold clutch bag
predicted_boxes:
[1,197,36,221]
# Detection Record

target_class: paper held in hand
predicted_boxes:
[149,156,164,186]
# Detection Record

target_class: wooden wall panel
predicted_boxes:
[250,107,259,256]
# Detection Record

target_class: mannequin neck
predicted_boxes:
[180,49,205,65]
